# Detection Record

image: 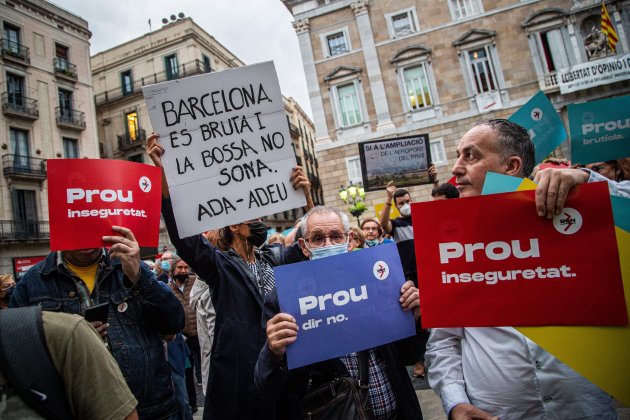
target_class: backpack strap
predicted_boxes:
[0,306,75,420]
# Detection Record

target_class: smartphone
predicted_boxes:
[84,302,110,323]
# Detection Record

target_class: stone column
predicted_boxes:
[294,18,331,143]
[351,0,394,131]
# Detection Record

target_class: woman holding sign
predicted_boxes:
[147,134,313,420]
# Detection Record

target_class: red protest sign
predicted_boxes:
[47,159,162,250]
[412,181,627,328]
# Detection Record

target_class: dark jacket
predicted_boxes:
[162,198,298,420]
[254,289,424,420]
[10,251,185,419]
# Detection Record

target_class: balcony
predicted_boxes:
[2,154,47,181]
[55,107,86,130]
[0,220,49,243]
[117,129,147,152]
[288,122,300,139]
[95,59,209,106]
[53,57,78,81]
[0,39,30,65]
[1,92,38,120]
[538,72,559,92]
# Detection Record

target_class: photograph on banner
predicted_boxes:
[274,244,415,369]
[569,95,630,164]
[558,53,630,94]
[142,61,305,237]
[47,159,162,250]
[358,134,432,192]
[412,182,626,328]
[508,91,567,165]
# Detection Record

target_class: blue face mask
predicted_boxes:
[307,242,349,260]
[365,239,379,247]
[160,260,171,271]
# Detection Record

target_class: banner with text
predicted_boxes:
[508,91,567,164]
[142,61,305,237]
[569,95,630,164]
[412,182,626,328]
[558,53,630,94]
[275,244,415,369]
[47,159,162,250]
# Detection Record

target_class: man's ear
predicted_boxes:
[298,238,311,258]
[347,231,355,251]
[228,224,240,234]
[505,156,523,177]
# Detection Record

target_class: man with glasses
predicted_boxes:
[360,219,393,248]
[255,205,424,419]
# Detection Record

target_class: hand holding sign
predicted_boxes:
[266,313,299,359]
[147,133,165,169]
[534,168,589,219]
[399,280,420,321]
[103,226,141,283]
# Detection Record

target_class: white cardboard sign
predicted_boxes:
[142,61,305,238]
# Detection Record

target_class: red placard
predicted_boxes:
[13,256,46,280]
[47,159,162,250]
[412,182,627,328]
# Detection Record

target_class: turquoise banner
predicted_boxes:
[509,91,567,165]
[569,95,630,165]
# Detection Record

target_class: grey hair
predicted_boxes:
[473,119,535,178]
[300,206,350,237]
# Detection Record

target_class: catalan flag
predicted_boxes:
[601,2,619,53]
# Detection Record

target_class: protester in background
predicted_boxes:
[0,308,138,419]
[268,233,286,247]
[431,183,460,200]
[166,332,194,420]
[168,256,201,413]
[350,226,365,249]
[586,159,629,182]
[10,226,185,419]
[360,218,393,248]
[0,274,16,310]
[157,251,175,283]
[147,133,314,420]
[255,205,424,419]
[426,119,620,420]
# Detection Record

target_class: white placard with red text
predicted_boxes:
[47,159,162,250]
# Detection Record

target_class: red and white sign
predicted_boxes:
[47,159,162,250]
[412,182,627,328]
[13,256,46,280]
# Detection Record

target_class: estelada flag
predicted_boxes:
[47,159,162,250]
[412,181,626,328]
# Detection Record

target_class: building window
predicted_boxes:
[10,128,30,169]
[63,137,78,158]
[449,0,483,21]
[535,29,571,73]
[326,31,349,57]
[126,111,139,141]
[467,46,498,93]
[334,82,363,127]
[165,54,179,80]
[430,139,447,166]
[55,43,69,70]
[202,55,212,73]
[6,73,25,109]
[2,23,20,53]
[403,64,433,110]
[12,189,38,235]
[121,70,133,95]
[128,154,143,163]
[386,8,418,38]
[346,156,363,185]
[58,89,73,120]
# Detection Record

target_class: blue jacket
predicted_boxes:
[10,251,185,419]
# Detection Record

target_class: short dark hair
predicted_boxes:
[474,119,535,178]
[431,183,460,199]
[393,188,410,200]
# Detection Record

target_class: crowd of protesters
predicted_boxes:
[1,118,628,420]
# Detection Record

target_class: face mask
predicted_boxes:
[365,239,379,247]
[247,221,268,248]
[399,203,411,217]
[173,273,189,283]
[160,260,171,271]
[307,242,349,260]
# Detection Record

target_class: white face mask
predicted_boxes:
[399,203,411,217]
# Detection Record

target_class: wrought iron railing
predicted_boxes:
[53,57,78,79]
[1,92,38,117]
[0,38,30,63]
[0,220,49,242]
[1,154,47,178]
[117,129,147,150]
[55,107,86,129]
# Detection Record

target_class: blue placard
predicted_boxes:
[481,172,523,195]
[274,244,415,370]
[509,91,567,165]
[612,195,630,233]
[569,95,630,165]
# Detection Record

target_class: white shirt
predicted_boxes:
[425,327,616,419]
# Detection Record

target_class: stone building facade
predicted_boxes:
[0,0,97,276]
[282,0,630,220]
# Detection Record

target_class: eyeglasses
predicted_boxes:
[362,226,379,231]
[305,231,348,247]
[590,163,608,173]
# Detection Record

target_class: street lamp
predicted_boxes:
[339,182,367,225]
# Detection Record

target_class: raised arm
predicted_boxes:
[379,181,396,234]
